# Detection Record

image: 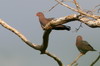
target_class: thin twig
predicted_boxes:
[90,52,100,66]
[55,0,77,12]
[75,22,82,32]
[67,53,83,66]
[93,4,100,10]
[55,0,99,19]
[43,0,74,13]
[73,0,81,10]
[48,3,59,12]
[90,4,100,14]
[43,0,65,13]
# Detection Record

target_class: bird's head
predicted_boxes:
[36,12,44,17]
[76,35,83,41]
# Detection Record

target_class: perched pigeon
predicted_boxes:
[68,35,96,66]
[76,35,96,54]
[36,12,71,31]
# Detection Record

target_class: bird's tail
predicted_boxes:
[92,49,96,51]
[65,26,71,31]
[53,25,71,31]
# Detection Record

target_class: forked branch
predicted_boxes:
[55,0,100,19]
[43,14,100,30]
[0,19,64,66]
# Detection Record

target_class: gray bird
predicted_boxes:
[36,12,71,31]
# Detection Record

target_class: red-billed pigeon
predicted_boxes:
[76,35,96,54]
[36,12,71,31]
[68,35,96,66]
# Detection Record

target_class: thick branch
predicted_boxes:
[43,14,100,30]
[78,18,100,28]
[0,19,64,66]
[44,14,78,30]
[41,29,52,54]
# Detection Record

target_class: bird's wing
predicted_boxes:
[46,18,54,21]
[82,40,94,51]
[47,18,54,20]
[82,41,90,45]
[39,18,54,28]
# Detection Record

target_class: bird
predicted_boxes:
[76,35,96,54]
[68,35,96,66]
[36,12,71,31]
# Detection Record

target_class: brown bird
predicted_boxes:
[76,35,96,54]
[68,35,96,66]
[36,12,71,31]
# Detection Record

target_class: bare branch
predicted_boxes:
[93,4,100,10]
[0,19,64,66]
[55,0,77,12]
[43,14,100,30]
[41,29,52,54]
[73,0,81,10]
[45,51,64,66]
[88,4,100,14]
[43,14,78,30]
[48,3,59,12]
[75,22,83,32]
[0,19,41,50]
[43,0,74,13]
[90,52,100,66]
[78,18,100,28]
[55,0,99,19]
[43,0,66,12]
[67,53,83,66]
[93,4,100,13]
[98,8,100,13]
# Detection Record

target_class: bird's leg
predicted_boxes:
[67,53,83,66]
